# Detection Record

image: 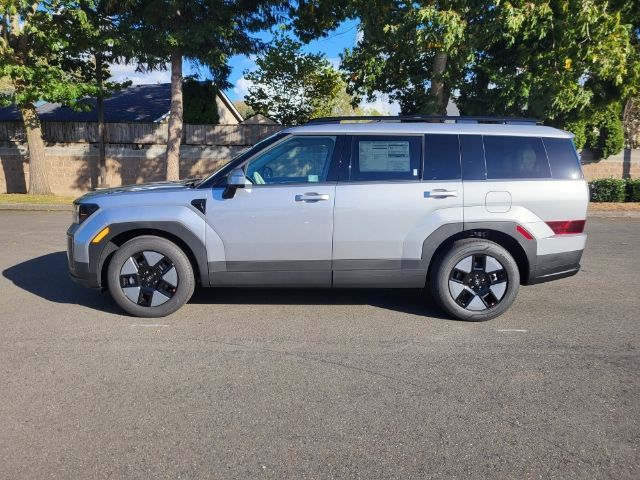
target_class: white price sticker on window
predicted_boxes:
[358,141,411,172]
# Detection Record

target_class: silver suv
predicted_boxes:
[67,116,588,321]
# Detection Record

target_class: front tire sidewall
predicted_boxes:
[107,236,195,318]
[432,240,520,322]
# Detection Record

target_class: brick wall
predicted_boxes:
[580,149,639,180]
[0,143,244,196]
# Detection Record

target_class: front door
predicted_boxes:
[205,134,341,286]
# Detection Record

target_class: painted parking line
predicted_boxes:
[496,329,528,333]
[130,324,169,328]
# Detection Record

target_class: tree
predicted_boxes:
[82,1,131,187]
[293,1,470,115]
[244,33,345,124]
[183,78,219,124]
[457,0,639,154]
[294,0,639,149]
[118,0,287,181]
[0,1,117,194]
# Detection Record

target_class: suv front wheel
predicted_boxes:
[107,235,195,317]
[429,239,520,321]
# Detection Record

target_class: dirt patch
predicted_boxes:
[589,202,640,211]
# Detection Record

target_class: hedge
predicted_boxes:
[589,178,628,202]
[627,178,640,202]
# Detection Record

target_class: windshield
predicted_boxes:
[197,132,288,188]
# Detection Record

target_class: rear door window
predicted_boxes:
[349,136,421,181]
[424,134,461,180]
[483,136,551,179]
[542,137,583,179]
[460,135,486,180]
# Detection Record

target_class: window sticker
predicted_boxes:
[358,141,411,172]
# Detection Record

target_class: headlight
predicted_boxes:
[72,203,99,224]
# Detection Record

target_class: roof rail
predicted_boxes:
[307,115,541,125]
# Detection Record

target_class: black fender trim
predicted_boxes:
[463,221,537,284]
[421,221,537,285]
[88,221,209,288]
[421,223,464,270]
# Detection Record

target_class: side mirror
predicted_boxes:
[223,167,247,199]
[227,168,247,189]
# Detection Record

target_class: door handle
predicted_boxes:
[425,189,458,198]
[295,193,330,202]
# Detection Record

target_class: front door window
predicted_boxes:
[245,136,336,185]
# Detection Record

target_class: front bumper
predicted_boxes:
[67,232,100,289]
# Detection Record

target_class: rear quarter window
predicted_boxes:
[483,136,551,179]
[542,137,583,179]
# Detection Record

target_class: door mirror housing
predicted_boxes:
[223,167,248,199]
[227,168,247,189]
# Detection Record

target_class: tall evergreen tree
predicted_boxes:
[0,1,120,194]
[118,0,287,181]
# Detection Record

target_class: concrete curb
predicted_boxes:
[587,210,640,218]
[0,203,71,211]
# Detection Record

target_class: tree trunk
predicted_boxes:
[96,52,108,188]
[430,51,449,115]
[20,103,52,195]
[166,49,183,181]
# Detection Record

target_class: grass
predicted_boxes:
[0,193,75,205]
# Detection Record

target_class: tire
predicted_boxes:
[107,235,195,317]
[429,239,520,321]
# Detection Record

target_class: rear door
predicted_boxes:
[332,133,464,287]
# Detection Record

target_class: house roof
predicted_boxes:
[242,113,280,125]
[0,83,242,123]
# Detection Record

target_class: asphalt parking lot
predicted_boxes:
[0,211,638,479]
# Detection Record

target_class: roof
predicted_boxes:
[241,113,279,125]
[0,83,242,123]
[215,90,243,123]
[282,121,572,138]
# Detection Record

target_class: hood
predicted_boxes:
[77,178,200,201]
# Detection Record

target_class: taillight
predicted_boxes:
[546,220,586,235]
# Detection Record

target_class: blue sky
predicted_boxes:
[109,19,399,113]
[110,20,359,101]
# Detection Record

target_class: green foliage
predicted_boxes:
[459,1,639,119]
[183,78,219,124]
[626,178,640,202]
[0,1,122,109]
[589,178,627,202]
[576,103,625,158]
[244,33,345,124]
[596,109,625,159]
[293,0,640,144]
[338,2,468,114]
[0,76,12,93]
[565,119,587,150]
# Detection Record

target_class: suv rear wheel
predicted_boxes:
[429,239,520,321]
[107,236,195,317]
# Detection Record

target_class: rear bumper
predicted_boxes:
[527,249,583,284]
